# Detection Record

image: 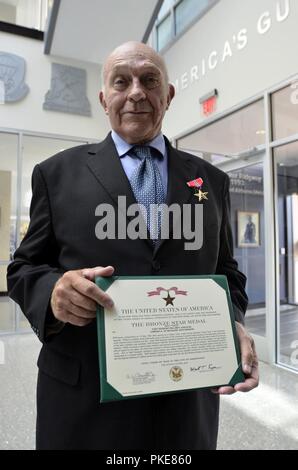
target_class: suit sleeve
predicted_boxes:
[216,174,248,324]
[6,164,64,342]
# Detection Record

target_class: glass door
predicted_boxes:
[16,134,88,331]
[177,99,270,361]
[223,155,266,340]
[0,131,89,334]
[0,132,18,333]
[274,141,298,372]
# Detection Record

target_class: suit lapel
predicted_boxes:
[87,133,153,248]
[165,140,196,207]
[156,140,202,253]
[86,133,136,209]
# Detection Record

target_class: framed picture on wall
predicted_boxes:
[237,211,260,248]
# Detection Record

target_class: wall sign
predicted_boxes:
[230,170,263,196]
[43,63,91,116]
[173,0,290,94]
[0,52,29,103]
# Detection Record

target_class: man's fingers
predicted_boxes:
[233,348,259,392]
[66,301,96,319]
[51,267,115,324]
[72,276,114,308]
[65,311,93,327]
[211,326,260,396]
[82,265,114,281]
[69,288,97,312]
[211,386,236,395]
[234,377,258,393]
[236,322,255,374]
[234,365,259,392]
[237,354,259,390]
[241,341,254,374]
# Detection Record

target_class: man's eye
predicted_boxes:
[113,78,127,88]
[143,76,160,88]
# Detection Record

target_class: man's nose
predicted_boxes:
[128,79,146,102]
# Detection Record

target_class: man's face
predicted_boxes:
[100,43,175,144]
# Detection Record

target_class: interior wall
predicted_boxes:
[162,0,298,139]
[0,31,110,140]
[0,2,16,23]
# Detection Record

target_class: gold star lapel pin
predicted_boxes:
[194,190,208,201]
[187,178,208,202]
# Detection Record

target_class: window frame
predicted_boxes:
[0,20,44,40]
[155,0,220,53]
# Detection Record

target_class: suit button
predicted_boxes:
[152,260,161,271]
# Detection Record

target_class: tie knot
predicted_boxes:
[132,145,152,161]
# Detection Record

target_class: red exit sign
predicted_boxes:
[199,89,218,116]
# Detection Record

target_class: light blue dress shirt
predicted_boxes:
[111,130,168,195]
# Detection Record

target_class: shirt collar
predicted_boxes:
[111,130,166,159]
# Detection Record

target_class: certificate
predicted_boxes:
[96,275,244,402]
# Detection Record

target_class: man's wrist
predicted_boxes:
[45,298,65,337]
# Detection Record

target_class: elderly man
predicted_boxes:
[7,41,258,450]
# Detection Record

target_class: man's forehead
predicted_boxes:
[103,42,169,82]
[109,59,162,74]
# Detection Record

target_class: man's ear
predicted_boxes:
[99,90,109,115]
[166,83,175,109]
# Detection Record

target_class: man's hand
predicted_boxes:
[212,321,259,395]
[50,265,114,327]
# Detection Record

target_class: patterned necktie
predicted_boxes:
[129,146,165,242]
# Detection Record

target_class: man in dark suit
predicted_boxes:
[7,41,258,450]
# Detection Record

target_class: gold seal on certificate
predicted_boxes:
[96,275,244,402]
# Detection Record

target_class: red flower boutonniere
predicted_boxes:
[186,178,208,202]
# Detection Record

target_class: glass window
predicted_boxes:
[271,82,298,141]
[177,100,266,164]
[274,142,298,371]
[177,100,267,338]
[157,13,172,52]
[158,0,175,20]
[0,0,51,31]
[20,135,88,239]
[0,132,18,333]
[175,0,210,35]
[0,133,89,334]
[16,135,88,331]
[155,0,217,51]
[228,163,266,337]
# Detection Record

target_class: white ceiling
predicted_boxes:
[48,0,160,65]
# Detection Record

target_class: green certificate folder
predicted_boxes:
[96,275,244,403]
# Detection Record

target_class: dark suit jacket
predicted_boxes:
[7,133,247,450]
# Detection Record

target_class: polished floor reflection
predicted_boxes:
[218,359,298,450]
[0,334,298,450]
[0,297,15,332]
[245,304,298,371]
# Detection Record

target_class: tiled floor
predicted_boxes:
[0,333,298,450]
